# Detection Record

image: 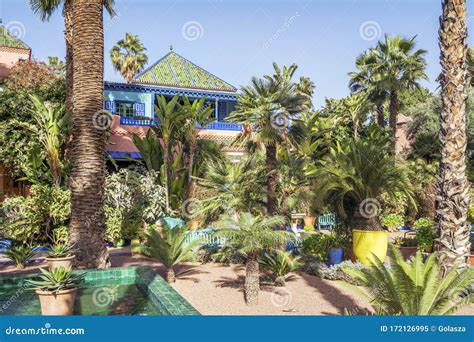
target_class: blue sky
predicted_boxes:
[1,0,473,107]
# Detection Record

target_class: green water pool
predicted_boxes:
[0,266,199,316]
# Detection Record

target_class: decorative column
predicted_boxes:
[215,98,219,120]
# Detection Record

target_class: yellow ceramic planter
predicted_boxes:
[352,229,388,266]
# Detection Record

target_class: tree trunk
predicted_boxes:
[163,140,170,212]
[389,88,398,153]
[245,255,260,306]
[69,0,109,269]
[166,268,176,283]
[186,140,197,199]
[265,144,278,215]
[64,1,73,116]
[376,104,385,128]
[274,275,285,287]
[436,0,470,272]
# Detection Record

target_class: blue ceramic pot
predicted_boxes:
[326,247,344,266]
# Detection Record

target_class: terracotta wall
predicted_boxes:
[0,46,31,80]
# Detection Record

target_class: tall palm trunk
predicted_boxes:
[266,144,278,215]
[376,104,385,128]
[436,0,470,272]
[162,140,170,212]
[64,0,73,116]
[69,0,109,268]
[389,88,398,152]
[186,139,197,199]
[245,254,260,306]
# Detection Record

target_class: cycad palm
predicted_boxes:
[313,125,415,229]
[343,245,474,315]
[134,225,198,283]
[110,33,148,83]
[215,213,289,305]
[196,155,267,221]
[227,64,308,214]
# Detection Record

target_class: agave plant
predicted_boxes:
[47,243,74,258]
[26,267,84,292]
[342,245,474,315]
[260,250,302,286]
[5,245,36,269]
[134,225,199,283]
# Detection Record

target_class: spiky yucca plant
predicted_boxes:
[134,225,199,283]
[260,250,302,286]
[5,245,36,269]
[215,213,290,305]
[342,245,474,315]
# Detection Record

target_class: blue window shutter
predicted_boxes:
[133,102,145,116]
[104,100,116,114]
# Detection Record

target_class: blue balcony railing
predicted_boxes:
[119,116,153,126]
[119,116,242,131]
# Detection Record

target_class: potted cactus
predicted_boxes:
[27,267,84,315]
[46,243,75,271]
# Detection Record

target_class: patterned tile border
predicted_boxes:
[0,266,199,316]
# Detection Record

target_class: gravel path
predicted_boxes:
[1,253,472,316]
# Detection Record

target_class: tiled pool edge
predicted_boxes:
[0,266,200,316]
[135,267,200,316]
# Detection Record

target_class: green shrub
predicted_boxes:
[413,217,434,228]
[381,213,404,232]
[303,225,315,232]
[301,257,365,285]
[104,168,167,242]
[0,184,70,243]
[393,237,417,247]
[302,233,346,261]
[468,205,474,224]
[416,226,436,251]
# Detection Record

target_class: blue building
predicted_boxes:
[104,50,243,160]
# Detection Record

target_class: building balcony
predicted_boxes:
[118,116,242,131]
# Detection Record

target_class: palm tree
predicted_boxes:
[134,225,199,283]
[343,246,473,315]
[110,33,148,83]
[227,64,308,214]
[179,96,215,198]
[342,93,369,139]
[68,0,109,268]
[350,35,427,150]
[215,213,289,305]
[149,95,183,212]
[29,0,115,115]
[348,50,388,128]
[313,124,415,229]
[436,0,471,271]
[196,155,268,221]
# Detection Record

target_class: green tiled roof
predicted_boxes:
[133,51,236,92]
[0,25,29,49]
